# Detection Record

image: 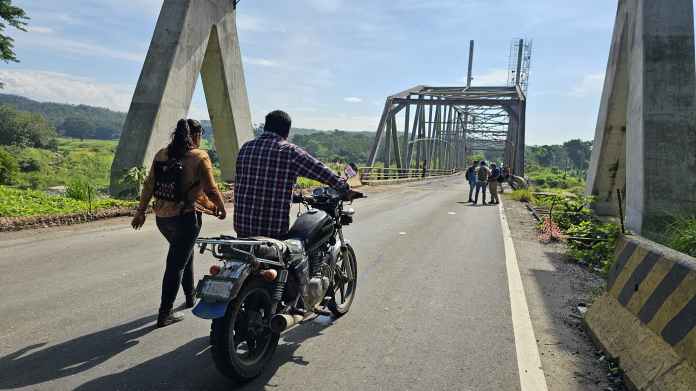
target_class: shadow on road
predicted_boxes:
[70,315,336,391]
[0,315,156,389]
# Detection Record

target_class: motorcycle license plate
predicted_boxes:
[199,277,236,302]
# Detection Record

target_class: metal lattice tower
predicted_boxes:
[508,38,533,94]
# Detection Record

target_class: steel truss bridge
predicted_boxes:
[367,40,530,176]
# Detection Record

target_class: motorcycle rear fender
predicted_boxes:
[192,262,252,320]
[192,301,229,320]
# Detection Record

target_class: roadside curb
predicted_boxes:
[585,235,696,390]
[0,191,235,233]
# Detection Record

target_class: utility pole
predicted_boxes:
[467,40,474,88]
[515,39,524,86]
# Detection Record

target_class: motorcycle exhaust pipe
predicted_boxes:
[270,314,304,333]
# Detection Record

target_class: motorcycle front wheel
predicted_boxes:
[327,244,358,317]
[211,278,280,382]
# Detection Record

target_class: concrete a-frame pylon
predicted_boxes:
[110,0,253,195]
[587,0,696,239]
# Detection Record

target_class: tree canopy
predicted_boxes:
[0,0,28,63]
[526,139,593,172]
[0,105,56,148]
[0,94,125,139]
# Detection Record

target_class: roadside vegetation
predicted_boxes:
[0,186,135,217]
[0,98,350,218]
[506,140,622,274]
[665,216,696,258]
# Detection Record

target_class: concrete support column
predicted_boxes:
[586,0,632,216]
[110,0,253,195]
[588,0,696,238]
[627,0,696,236]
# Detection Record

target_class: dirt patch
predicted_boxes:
[503,196,626,391]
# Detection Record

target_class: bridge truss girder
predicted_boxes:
[368,85,527,175]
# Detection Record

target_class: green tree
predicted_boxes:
[0,105,56,148]
[0,0,28,63]
[0,145,18,184]
[563,139,592,170]
[59,117,96,140]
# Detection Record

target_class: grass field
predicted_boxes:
[10,138,117,191]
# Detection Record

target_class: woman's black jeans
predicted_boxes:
[156,212,202,314]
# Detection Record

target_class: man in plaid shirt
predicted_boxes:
[234,110,348,239]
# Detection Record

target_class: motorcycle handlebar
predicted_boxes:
[291,189,365,204]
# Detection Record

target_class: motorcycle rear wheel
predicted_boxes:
[211,279,280,382]
[327,244,358,317]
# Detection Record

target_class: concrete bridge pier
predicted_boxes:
[109,0,253,196]
[587,0,696,239]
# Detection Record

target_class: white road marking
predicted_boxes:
[498,200,549,391]
[448,212,457,215]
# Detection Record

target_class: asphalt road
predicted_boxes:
[0,176,521,391]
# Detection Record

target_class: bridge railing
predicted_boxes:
[357,167,458,184]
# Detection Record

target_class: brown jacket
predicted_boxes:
[141,148,223,218]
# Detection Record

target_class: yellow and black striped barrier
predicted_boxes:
[585,235,696,390]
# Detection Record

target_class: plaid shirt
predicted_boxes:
[234,132,345,238]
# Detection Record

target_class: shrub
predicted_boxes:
[510,189,535,203]
[66,179,96,202]
[666,216,696,258]
[0,147,19,185]
[566,221,620,272]
[19,158,42,172]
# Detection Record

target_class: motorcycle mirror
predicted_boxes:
[344,163,358,179]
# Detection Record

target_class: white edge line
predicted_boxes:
[498,200,549,391]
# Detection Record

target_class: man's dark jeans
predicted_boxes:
[468,181,476,201]
[474,181,487,204]
[156,212,202,313]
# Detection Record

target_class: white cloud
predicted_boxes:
[236,14,285,33]
[27,26,53,34]
[237,14,263,32]
[16,34,144,62]
[0,69,134,111]
[468,68,510,86]
[571,72,605,97]
[243,56,280,67]
[344,97,363,103]
[187,103,210,121]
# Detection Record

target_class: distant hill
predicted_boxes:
[0,94,126,140]
[0,94,378,163]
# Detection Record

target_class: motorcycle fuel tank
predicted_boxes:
[285,209,334,251]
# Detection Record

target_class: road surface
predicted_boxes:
[0,176,528,391]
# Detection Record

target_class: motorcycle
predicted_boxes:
[192,186,364,381]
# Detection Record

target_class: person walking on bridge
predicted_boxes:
[488,163,501,204]
[466,160,479,203]
[474,161,490,205]
[131,119,227,328]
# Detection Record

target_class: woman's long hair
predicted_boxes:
[167,119,194,159]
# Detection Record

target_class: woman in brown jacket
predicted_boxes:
[131,119,226,328]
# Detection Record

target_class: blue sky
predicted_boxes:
[1,0,619,145]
